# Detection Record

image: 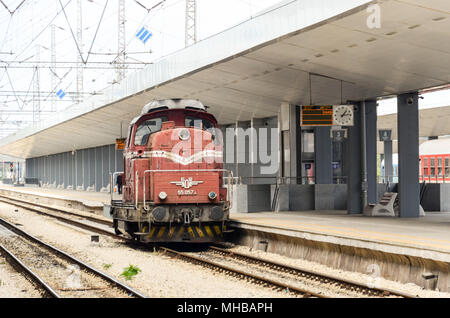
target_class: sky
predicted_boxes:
[0,0,282,138]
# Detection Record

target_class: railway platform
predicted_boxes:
[0,184,109,215]
[231,211,450,258]
[0,184,449,292]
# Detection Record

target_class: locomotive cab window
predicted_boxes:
[126,125,133,148]
[185,116,220,144]
[134,116,168,146]
[185,116,214,130]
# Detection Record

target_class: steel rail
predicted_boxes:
[0,217,146,298]
[0,194,111,226]
[0,243,61,298]
[208,246,416,298]
[158,246,325,298]
[0,197,123,242]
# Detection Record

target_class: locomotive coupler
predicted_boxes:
[182,210,193,224]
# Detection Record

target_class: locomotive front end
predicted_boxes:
[111,99,232,243]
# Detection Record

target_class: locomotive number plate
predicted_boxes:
[178,190,197,196]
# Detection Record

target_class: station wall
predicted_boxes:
[25,145,123,192]
[220,116,279,185]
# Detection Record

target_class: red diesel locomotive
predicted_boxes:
[110,99,232,243]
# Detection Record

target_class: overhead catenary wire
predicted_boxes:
[0,0,165,120]
[1,0,263,137]
[8,0,73,63]
[58,0,85,64]
[85,0,109,64]
[0,0,26,15]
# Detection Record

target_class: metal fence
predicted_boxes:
[224,176,349,185]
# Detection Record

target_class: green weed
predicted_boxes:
[121,265,141,280]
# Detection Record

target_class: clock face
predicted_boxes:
[333,105,354,126]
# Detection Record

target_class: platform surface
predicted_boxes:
[1,185,449,260]
[0,185,110,207]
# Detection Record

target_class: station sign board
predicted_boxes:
[116,138,126,150]
[331,129,347,142]
[301,105,354,127]
[379,130,392,142]
[301,106,333,126]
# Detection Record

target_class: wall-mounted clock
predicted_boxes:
[333,105,354,126]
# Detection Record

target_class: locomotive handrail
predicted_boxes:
[142,169,234,212]
[136,171,139,211]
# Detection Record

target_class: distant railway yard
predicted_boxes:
[0,198,448,299]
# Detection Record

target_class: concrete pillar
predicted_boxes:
[347,102,362,214]
[314,127,332,184]
[280,103,301,184]
[365,100,378,204]
[236,120,252,183]
[397,92,420,218]
[384,140,393,182]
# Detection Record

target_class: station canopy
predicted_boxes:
[0,0,449,159]
[377,105,450,154]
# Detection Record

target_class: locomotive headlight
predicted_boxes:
[159,192,168,200]
[210,206,224,221]
[152,207,166,222]
[179,129,191,141]
[208,192,217,200]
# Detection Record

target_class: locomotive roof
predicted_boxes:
[141,99,206,115]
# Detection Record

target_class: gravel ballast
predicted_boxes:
[0,255,42,298]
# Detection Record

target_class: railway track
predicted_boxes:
[0,194,416,298]
[0,194,112,226]
[0,195,121,240]
[155,245,415,298]
[158,246,324,298]
[203,246,414,298]
[0,217,145,298]
[0,242,60,298]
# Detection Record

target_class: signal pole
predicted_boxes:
[117,0,126,82]
[185,0,197,47]
[76,0,84,103]
[51,24,56,112]
[33,46,41,124]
